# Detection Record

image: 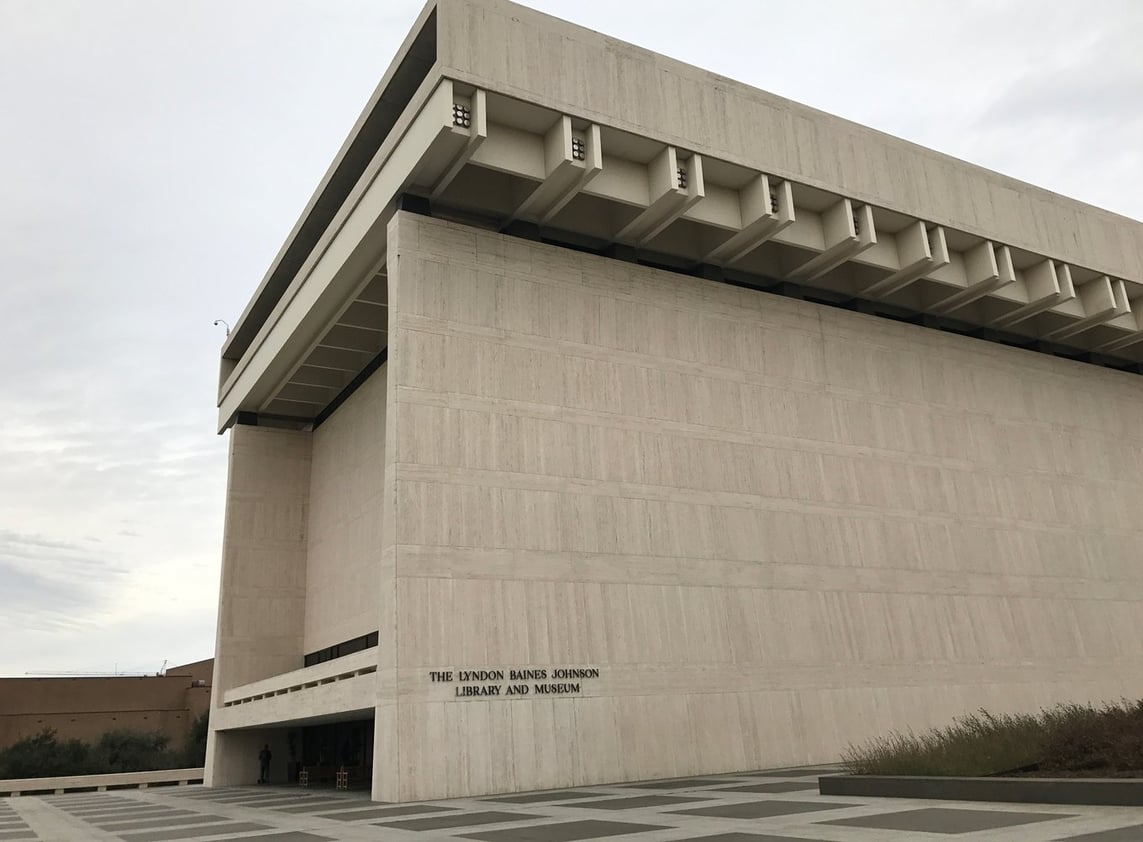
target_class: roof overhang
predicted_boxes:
[217,0,1143,432]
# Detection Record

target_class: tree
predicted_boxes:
[95,729,172,773]
[182,712,209,767]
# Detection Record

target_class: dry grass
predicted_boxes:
[1041,700,1143,776]
[842,700,1143,777]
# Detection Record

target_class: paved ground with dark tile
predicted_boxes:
[1055,824,1143,842]
[817,806,1075,834]
[711,783,818,794]
[460,819,669,842]
[6,764,1143,840]
[118,822,272,841]
[314,804,454,821]
[377,810,543,831]
[626,781,746,791]
[669,799,860,820]
[670,835,831,842]
[566,796,705,811]
[487,792,613,805]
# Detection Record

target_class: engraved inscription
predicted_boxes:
[429,666,600,699]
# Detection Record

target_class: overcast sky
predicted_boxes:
[1,0,1141,677]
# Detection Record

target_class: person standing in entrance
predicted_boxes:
[258,744,272,784]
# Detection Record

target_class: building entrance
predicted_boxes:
[295,719,373,789]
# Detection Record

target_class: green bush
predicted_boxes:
[0,716,210,779]
[0,729,98,778]
[842,700,1143,777]
[96,729,172,774]
[181,712,209,768]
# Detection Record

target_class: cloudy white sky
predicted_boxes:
[1,0,1140,677]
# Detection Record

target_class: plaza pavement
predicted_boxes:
[4,765,1143,841]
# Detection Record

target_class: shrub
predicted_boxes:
[95,729,173,774]
[0,729,98,778]
[0,718,210,779]
[181,712,209,767]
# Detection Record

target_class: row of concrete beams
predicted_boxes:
[217,79,469,427]
[221,78,1143,428]
[437,86,1141,354]
[258,263,389,417]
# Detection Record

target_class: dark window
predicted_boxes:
[303,631,379,668]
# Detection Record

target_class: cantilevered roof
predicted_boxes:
[219,2,438,367]
[218,0,1143,430]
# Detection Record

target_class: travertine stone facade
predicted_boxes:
[212,426,310,693]
[305,369,387,653]
[384,211,1143,799]
[207,0,1143,804]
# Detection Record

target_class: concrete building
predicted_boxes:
[1,660,212,751]
[205,0,1143,802]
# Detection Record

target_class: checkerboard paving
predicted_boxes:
[8,765,1143,841]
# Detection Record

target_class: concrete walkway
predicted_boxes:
[5,765,1143,841]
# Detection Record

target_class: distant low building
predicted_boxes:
[0,659,212,750]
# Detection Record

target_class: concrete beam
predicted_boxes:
[702,177,794,265]
[431,88,487,197]
[991,260,1075,328]
[1043,276,1127,341]
[1095,284,1143,352]
[510,118,602,224]
[256,255,388,415]
[615,146,704,245]
[861,223,950,298]
[928,242,1013,314]
[785,200,875,283]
